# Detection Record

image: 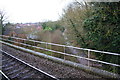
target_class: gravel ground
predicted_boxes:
[2,44,105,79]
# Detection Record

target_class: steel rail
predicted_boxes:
[0,49,58,80]
[0,70,10,80]
[0,38,120,67]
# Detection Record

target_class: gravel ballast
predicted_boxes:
[2,44,105,79]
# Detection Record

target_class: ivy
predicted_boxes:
[83,2,120,73]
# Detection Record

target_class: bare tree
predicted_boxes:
[0,10,7,34]
[61,0,92,46]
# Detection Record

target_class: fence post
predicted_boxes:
[50,44,52,56]
[23,40,26,47]
[46,42,47,49]
[64,45,66,60]
[34,41,35,50]
[16,38,18,45]
[88,49,90,67]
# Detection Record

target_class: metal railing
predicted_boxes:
[0,35,120,68]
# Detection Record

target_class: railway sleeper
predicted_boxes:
[2,58,13,64]
[21,71,36,78]
[2,62,16,68]
[3,64,23,73]
[2,58,11,62]
[3,64,20,71]
[7,66,25,75]
[31,72,45,79]
[10,69,30,79]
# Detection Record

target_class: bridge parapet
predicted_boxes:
[0,35,120,78]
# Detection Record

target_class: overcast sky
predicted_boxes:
[0,0,74,23]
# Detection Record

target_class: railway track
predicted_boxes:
[1,50,58,80]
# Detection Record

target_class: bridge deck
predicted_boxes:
[1,44,105,79]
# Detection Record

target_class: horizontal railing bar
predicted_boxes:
[0,38,31,47]
[65,46,120,56]
[0,35,26,41]
[1,35,64,46]
[90,49,120,56]
[1,38,120,67]
[0,35,119,56]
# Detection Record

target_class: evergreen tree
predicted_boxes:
[83,2,120,73]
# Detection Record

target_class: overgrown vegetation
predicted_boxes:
[60,1,120,74]
[83,2,120,73]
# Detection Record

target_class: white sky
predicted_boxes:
[0,0,74,23]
